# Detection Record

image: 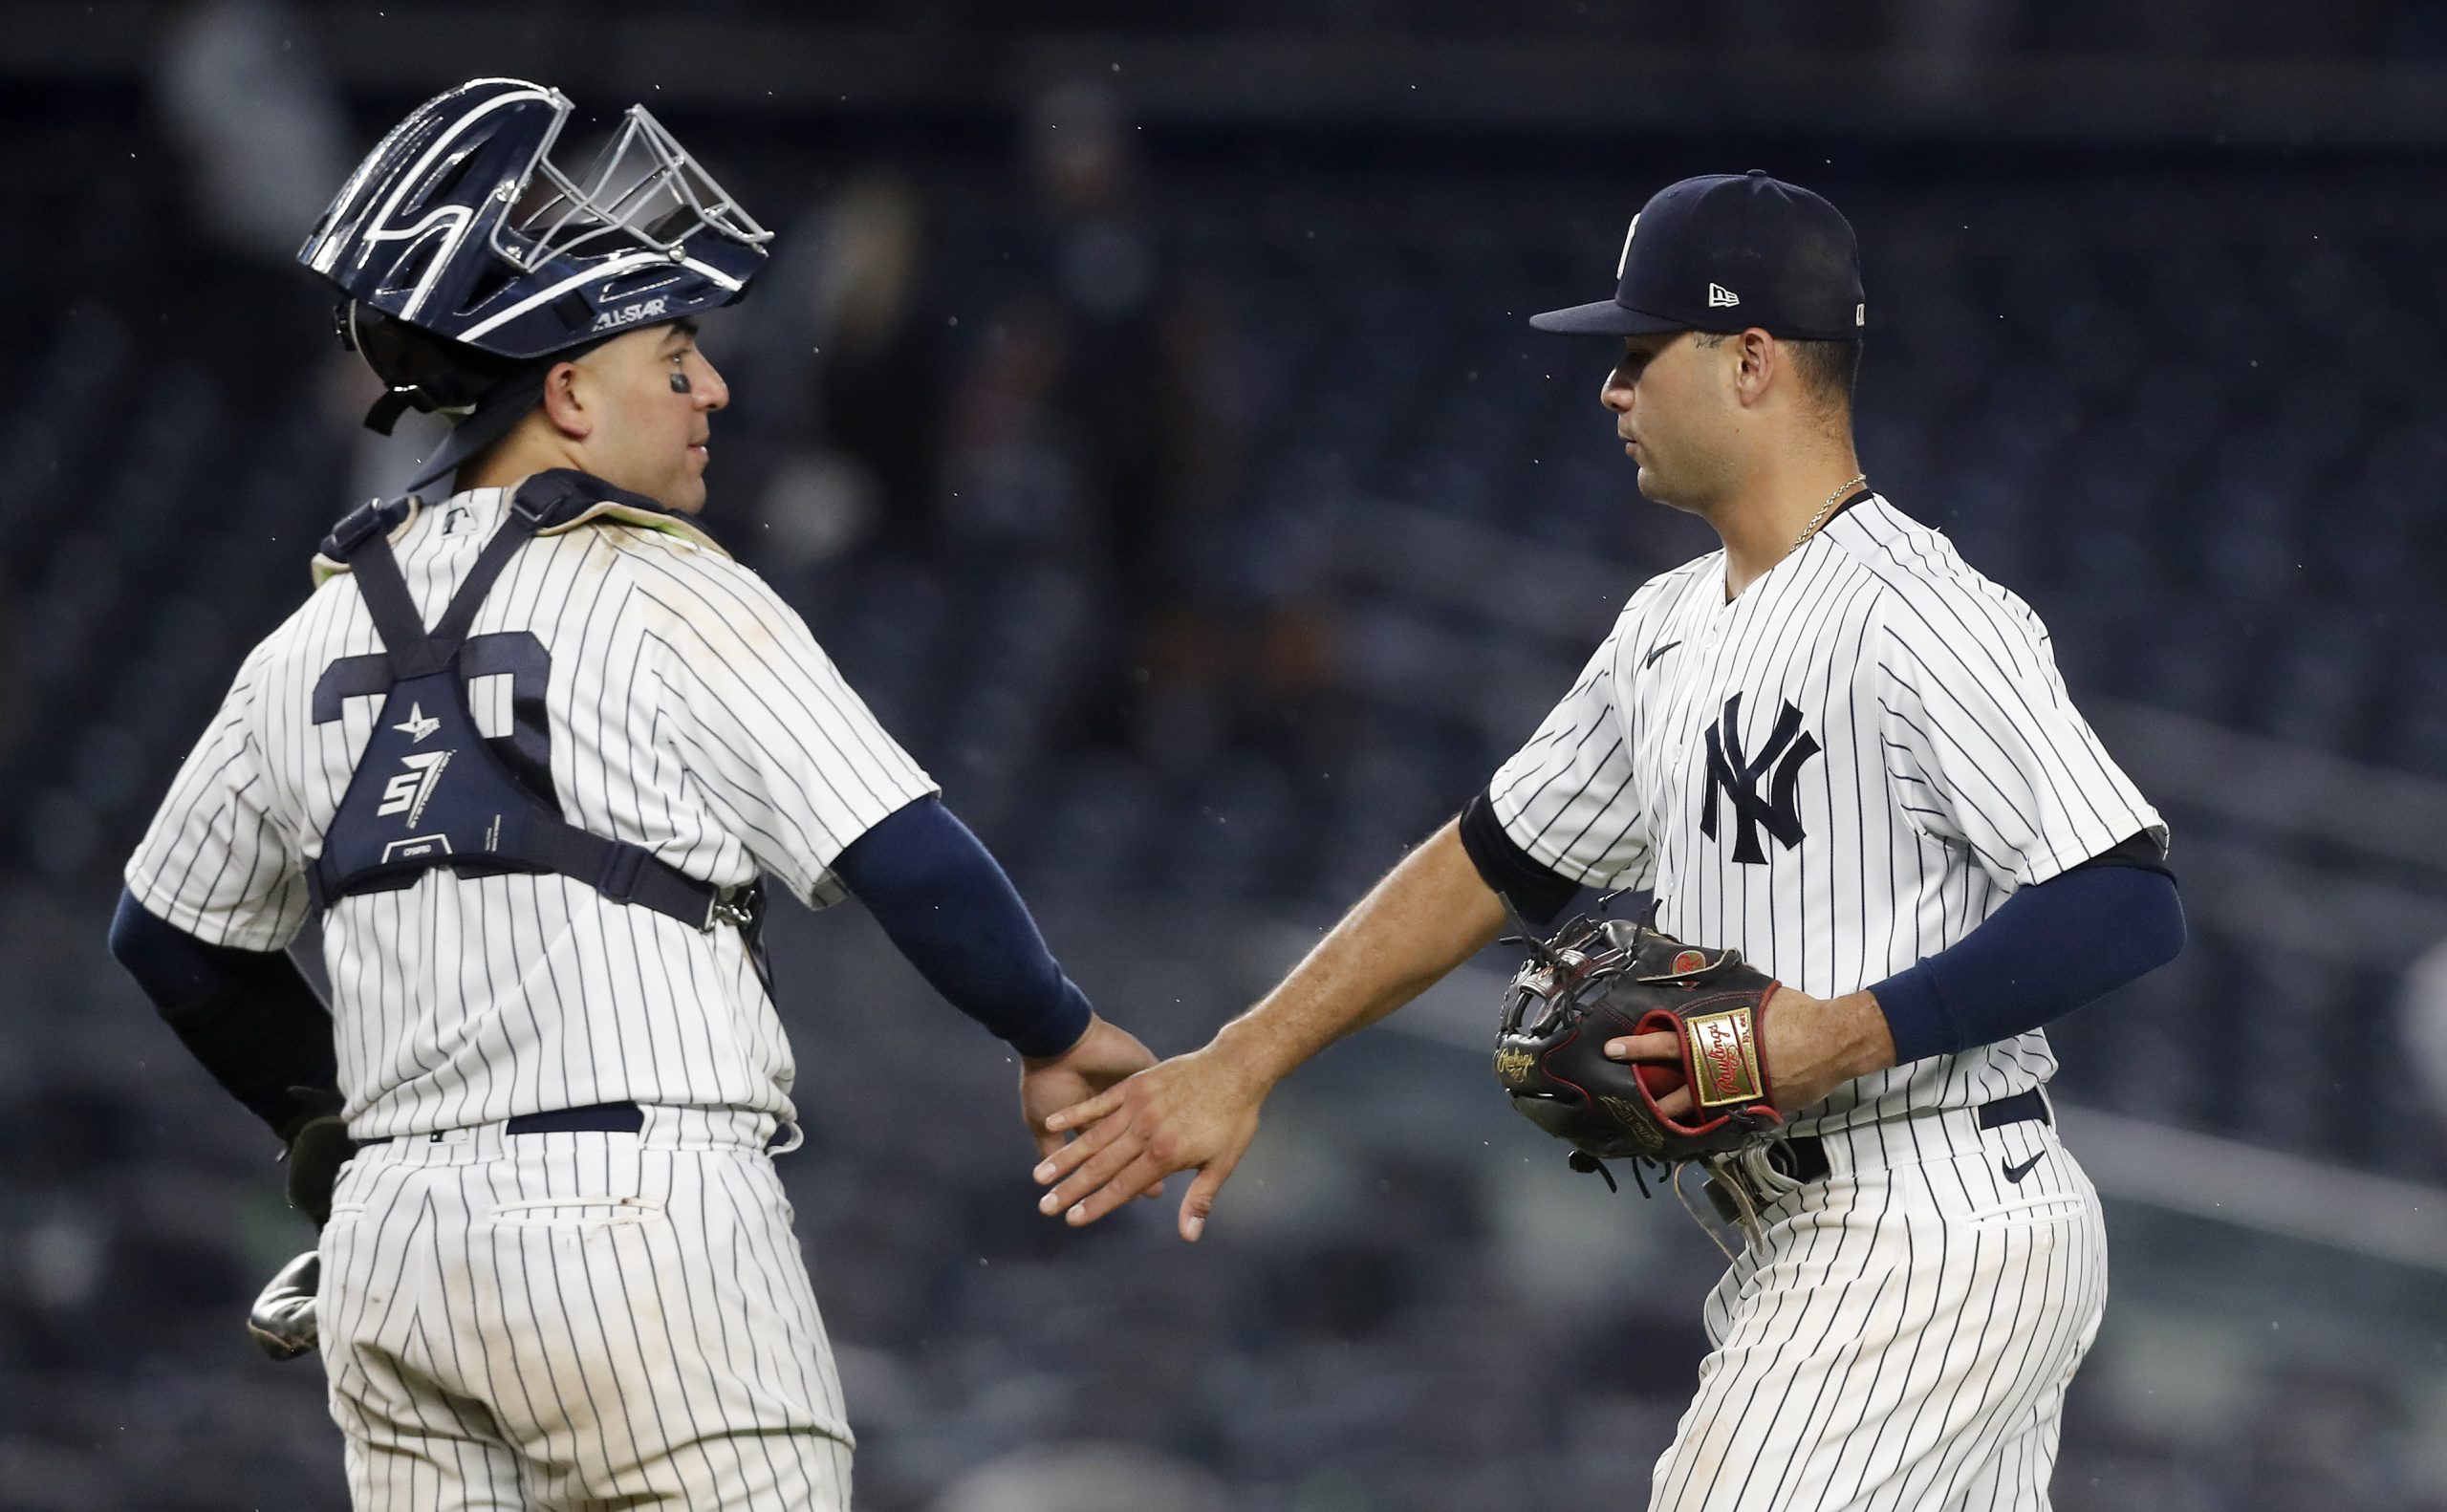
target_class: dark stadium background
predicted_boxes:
[5,3,2447,1508]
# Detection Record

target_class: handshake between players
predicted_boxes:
[111,97,2178,1510]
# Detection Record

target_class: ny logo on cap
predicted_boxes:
[1616,214,1641,277]
[1707,283,1740,308]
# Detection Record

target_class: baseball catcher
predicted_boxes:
[109,76,1160,1508]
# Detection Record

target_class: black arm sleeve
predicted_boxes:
[107,889,338,1139]
[1457,788,1583,926]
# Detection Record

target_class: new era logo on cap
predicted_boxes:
[1528,172,1866,341]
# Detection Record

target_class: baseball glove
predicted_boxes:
[245,1088,353,1361]
[1493,913,1784,1175]
[248,1251,321,1362]
[279,1088,357,1228]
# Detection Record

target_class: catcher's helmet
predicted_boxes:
[300,77,770,486]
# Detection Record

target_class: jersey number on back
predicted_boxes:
[312,633,555,799]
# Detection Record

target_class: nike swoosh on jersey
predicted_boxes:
[1641,639,1683,669]
[2002,1151,2046,1182]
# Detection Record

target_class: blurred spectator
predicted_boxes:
[814,173,943,548]
[941,292,1098,563]
[755,171,947,568]
[995,82,1196,595]
[942,84,1334,765]
[151,0,346,369]
[154,0,390,511]
[2399,934,2447,1142]
[154,0,347,268]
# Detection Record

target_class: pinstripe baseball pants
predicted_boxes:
[318,1111,853,1510]
[1649,1109,2109,1512]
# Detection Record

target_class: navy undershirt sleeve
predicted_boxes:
[833,796,1094,1059]
[1457,789,1582,925]
[107,889,338,1138]
[1872,839,2185,1065]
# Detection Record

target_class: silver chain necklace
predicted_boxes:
[1790,473,1869,555]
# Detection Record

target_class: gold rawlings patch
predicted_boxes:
[1684,1007,1765,1109]
[1494,1048,1537,1087]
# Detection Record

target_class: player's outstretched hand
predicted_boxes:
[1020,1013,1159,1162]
[1034,1045,1267,1242]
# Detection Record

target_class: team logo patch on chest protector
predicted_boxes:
[1700,692,1821,864]
[325,674,508,874]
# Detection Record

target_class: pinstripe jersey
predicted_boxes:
[1488,493,2164,1139]
[124,484,936,1138]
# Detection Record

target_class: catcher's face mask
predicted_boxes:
[498,103,771,279]
[303,78,771,365]
[307,78,773,490]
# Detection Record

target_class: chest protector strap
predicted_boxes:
[308,482,745,932]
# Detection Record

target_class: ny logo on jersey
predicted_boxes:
[375,749,452,828]
[1700,693,1820,864]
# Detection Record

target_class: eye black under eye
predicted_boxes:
[669,372,692,395]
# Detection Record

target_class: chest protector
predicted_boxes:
[308,470,758,935]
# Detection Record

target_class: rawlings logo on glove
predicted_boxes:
[1685,1009,1765,1108]
[1492,914,1783,1168]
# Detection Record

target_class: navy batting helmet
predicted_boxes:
[300,77,771,488]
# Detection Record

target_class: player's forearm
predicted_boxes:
[1869,848,2183,1064]
[107,888,339,1138]
[835,795,1094,1058]
[1213,820,1505,1088]
[1763,987,1897,1111]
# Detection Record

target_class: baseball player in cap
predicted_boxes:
[1032,171,2186,1509]
[106,79,1156,1509]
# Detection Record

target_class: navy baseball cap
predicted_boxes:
[1530,171,1866,341]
